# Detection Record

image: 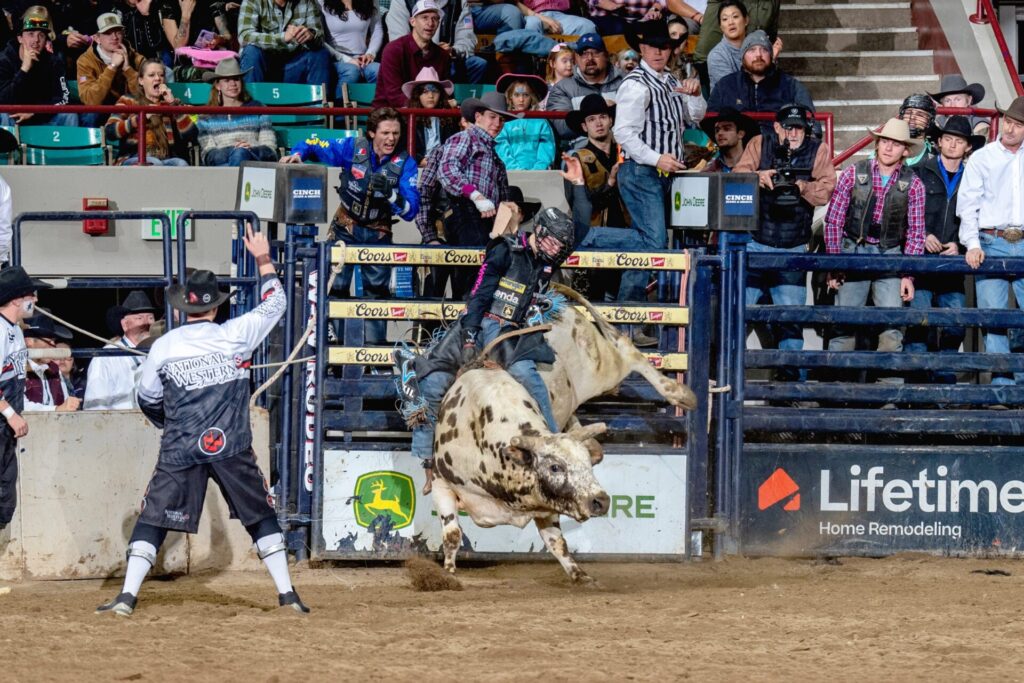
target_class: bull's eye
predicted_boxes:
[549,464,563,475]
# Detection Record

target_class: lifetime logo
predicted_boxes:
[758,468,800,511]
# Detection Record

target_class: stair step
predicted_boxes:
[781,27,918,52]
[779,3,911,29]
[780,50,934,76]
[815,98,904,123]
[802,74,941,100]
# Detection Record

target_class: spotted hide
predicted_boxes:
[432,366,610,583]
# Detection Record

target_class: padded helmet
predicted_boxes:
[899,94,936,137]
[532,207,576,265]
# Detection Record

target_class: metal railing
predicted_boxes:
[969,0,1024,98]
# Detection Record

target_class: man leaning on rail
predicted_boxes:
[957,96,1024,386]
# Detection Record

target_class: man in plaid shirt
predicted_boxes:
[237,0,331,86]
[823,118,926,380]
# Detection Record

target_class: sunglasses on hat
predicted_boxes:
[422,84,441,93]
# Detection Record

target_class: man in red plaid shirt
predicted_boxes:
[823,118,926,381]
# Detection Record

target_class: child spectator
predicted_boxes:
[402,66,459,164]
[495,73,556,170]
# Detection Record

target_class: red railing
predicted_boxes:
[969,0,1024,98]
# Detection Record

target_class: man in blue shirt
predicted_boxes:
[283,107,420,345]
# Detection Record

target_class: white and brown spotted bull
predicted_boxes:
[430,285,697,582]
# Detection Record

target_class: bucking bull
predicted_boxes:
[429,285,696,582]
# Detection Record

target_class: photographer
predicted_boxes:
[734,103,835,377]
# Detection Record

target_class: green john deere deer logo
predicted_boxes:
[244,181,252,202]
[353,471,415,529]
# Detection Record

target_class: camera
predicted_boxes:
[771,141,811,208]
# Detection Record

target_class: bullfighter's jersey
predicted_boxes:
[0,312,27,415]
[137,274,285,466]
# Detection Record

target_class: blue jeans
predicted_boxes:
[975,232,1024,384]
[827,239,904,383]
[523,11,596,35]
[493,28,557,56]
[410,317,560,460]
[334,224,390,345]
[745,240,807,380]
[616,160,670,302]
[333,61,379,99]
[202,145,279,167]
[0,112,79,127]
[904,269,965,385]
[240,44,332,86]
[451,56,487,84]
[471,3,524,33]
[121,156,190,166]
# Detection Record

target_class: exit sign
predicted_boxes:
[140,209,194,241]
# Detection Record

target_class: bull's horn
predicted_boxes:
[569,422,607,442]
[510,434,544,452]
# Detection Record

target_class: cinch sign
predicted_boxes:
[723,182,755,217]
[741,447,1024,556]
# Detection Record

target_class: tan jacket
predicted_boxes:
[75,45,145,106]
[734,134,837,208]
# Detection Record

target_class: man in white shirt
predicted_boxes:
[0,128,16,265]
[612,19,704,343]
[84,290,156,410]
[958,95,1024,384]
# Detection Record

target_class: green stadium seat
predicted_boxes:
[0,125,17,165]
[340,82,376,130]
[66,79,80,104]
[248,82,328,127]
[452,83,496,103]
[168,82,213,105]
[19,126,109,166]
[275,126,361,156]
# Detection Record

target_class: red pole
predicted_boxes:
[406,112,416,158]
[135,107,148,165]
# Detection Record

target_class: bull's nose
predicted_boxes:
[590,492,610,516]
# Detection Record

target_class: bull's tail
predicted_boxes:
[550,282,620,341]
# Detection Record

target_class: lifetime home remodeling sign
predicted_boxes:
[318,450,689,559]
[741,446,1024,557]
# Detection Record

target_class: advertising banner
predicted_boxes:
[318,449,688,559]
[741,445,1024,556]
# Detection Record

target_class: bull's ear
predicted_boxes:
[582,438,604,466]
[501,444,533,467]
[569,422,607,443]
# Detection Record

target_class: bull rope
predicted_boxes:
[457,324,554,378]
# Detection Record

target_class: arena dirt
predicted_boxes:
[3,555,1024,681]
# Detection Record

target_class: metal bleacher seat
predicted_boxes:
[248,82,328,127]
[168,82,213,105]
[452,83,496,102]
[275,126,361,157]
[19,126,109,166]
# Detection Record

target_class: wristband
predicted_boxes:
[2,406,15,420]
[255,254,272,266]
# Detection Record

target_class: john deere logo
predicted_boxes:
[244,181,252,201]
[674,192,681,211]
[353,471,415,529]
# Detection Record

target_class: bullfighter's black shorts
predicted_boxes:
[138,449,275,534]
[0,428,16,528]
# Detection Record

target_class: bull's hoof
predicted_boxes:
[444,563,456,574]
[570,569,595,585]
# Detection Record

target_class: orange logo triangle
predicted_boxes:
[758,468,800,511]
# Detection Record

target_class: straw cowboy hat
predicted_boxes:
[868,118,924,156]
[202,57,252,82]
[401,66,454,100]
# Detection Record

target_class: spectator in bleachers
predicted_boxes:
[494,73,555,170]
[616,47,638,73]
[930,75,989,138]
[160,0,229,49]
[546,42,573,87]
[55,342,86,401]
[468,0,524,35]
[706,0,748,92]
[824,118,925,382]
[32,0,111,62]
[546,33,624,140]
[896,93,935,167]
[22,314,80,412]
[196,57,278,165]
[83,290,155,410]
[384,0,485,87]
[402,66,458,163]
[437,91,515,298]
[903,115,982,383]
[121,0,174,64]
[700,106,755,172]
[565,94,627,228]
[318,0,382,96]
[377,0,447,106]
[584,0,691,36]
[734,104,836,381]
[76,12,145,127]
[106,57,197,165]
[237,0,331,86]
[518,0,595,37]
[958,96,1024,385]
[0,6,79,128]
[693,0,777,70]
[707,29,811,124]
[282,107,419,345]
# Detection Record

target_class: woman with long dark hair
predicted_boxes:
[318,0,382,97]
[402,67,458,164]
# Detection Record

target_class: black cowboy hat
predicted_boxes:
[928,75,985,105]
[566,93,616,137]
[625,19,684,53]
[507,186,542,223]
[166,270,231,314]
[933,115,986,152]
[23,312,72,341]
[105,290,158,335]
[700,106,759,142]
[0,266,51,306]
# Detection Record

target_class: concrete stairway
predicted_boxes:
[775,0,941,166]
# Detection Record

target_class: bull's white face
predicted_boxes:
[506,433,610,522]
